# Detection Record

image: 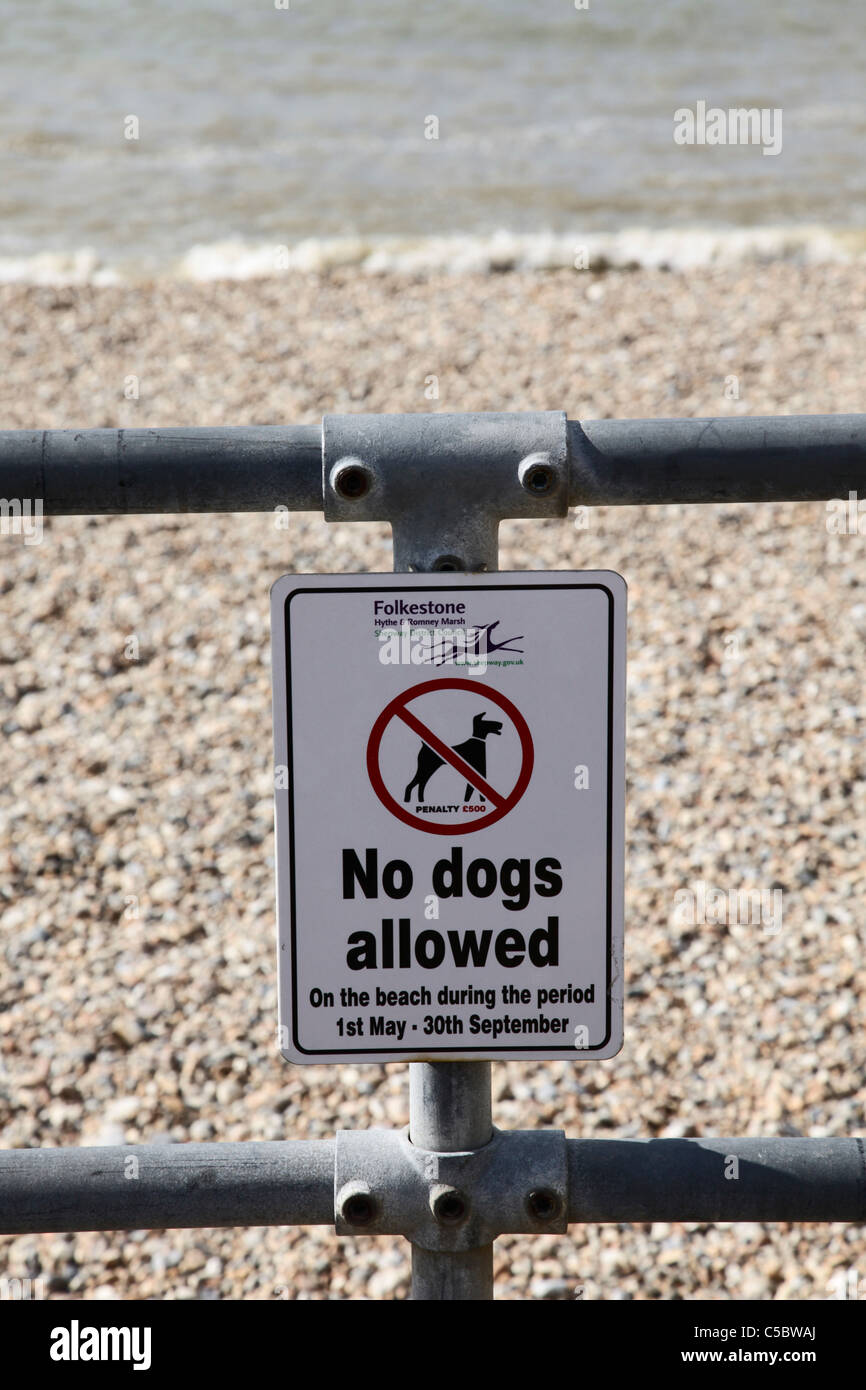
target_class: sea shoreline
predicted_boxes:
[2,224,866,288]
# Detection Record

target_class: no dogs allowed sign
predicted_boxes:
[271,572,626,1063]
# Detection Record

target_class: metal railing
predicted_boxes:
[1,410,865,1301]
[3,413,866,513]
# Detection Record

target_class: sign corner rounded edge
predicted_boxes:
[269,573,294,603]
[596,568,628,600]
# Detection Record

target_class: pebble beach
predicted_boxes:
[0,259,865,1300]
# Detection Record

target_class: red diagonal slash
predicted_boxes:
[367,677,533,835]
[396,706,505,807]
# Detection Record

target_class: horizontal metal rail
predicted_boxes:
[0,1137,862,1235]
[0,426,322,514]
[567,1137,866,1223]
[0,1141,335,1233]
[570,415,866,505]
[1,414,865,514]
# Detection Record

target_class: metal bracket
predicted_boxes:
[322,411,569,573]
[334,1126,567,1251]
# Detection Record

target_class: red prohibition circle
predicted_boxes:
[366,677,534,835]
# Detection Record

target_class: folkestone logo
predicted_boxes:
[376,618,525,674]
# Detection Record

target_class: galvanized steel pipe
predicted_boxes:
[0,1140,335,1233]
[567,1137,866,1224]
[2,415,866,516]
[1,1136,862,1235]
[570,414,866,505]
[0,426,322,514]
[408,1064,495,1300]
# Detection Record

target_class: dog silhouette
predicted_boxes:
[404,711,502,804]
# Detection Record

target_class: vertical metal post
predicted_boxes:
[402,515,499,1301]
[409,1062,494,1152]
[408,1065,495,1298]
[322,412,562,1300]
[409,1239,494,1300]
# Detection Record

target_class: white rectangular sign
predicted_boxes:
[271,571,625,1063]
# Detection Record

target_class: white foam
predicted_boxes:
[1,226,864,286]
[170,226,866,278]
[0,247,121,287]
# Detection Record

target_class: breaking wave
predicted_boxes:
[1,226,865,287]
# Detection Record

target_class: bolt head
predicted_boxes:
[518,452,557,497]
[330,457,372,501]
[338,1182,379,1228]
[430,1184,468,1226]
[526,1188,562,1223]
